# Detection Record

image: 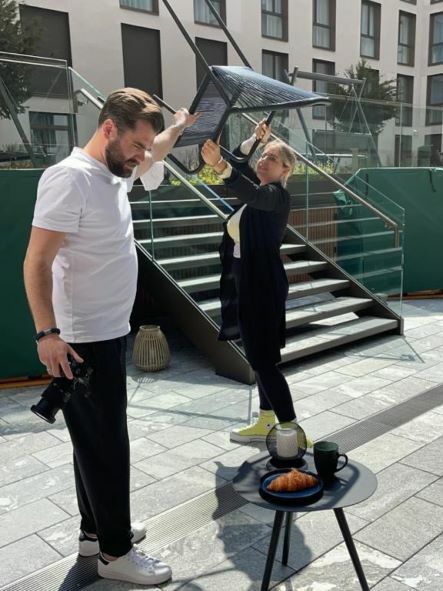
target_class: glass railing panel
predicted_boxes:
[224,110,404,316]
[0,52,74,168]
[130,164,229,316]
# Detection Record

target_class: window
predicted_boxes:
[262,0,288,41]
[19,6,72,97]
[313,0,336,50]
[426,74,443,125]
[195,38,227,88]
[194,0,225,27]
[431,1,443,4]
[396,75,414,127]
[430,13,443,65]
[121,25,162,97]
[394,135,412,166]
[29,112,74,161]
[119,0,158,14]
[398,12,415,66]
[262,50,288,82]
[425,134,443,165]
[361,1,381,59]
[312,59,335,120]
[401,0,416,4]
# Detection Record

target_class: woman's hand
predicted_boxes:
[255,119,272,143]
[201,139,222,167]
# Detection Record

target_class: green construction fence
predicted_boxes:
[0,169,44,380]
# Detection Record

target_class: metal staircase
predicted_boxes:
[68,69,403,384]
[130,158,402,384]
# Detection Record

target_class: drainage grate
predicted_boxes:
[2,383,442,591]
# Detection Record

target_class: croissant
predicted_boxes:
[267,469,317,493]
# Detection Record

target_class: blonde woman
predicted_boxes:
[202,121,297,443]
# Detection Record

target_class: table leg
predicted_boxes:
[282,512,292,565]
[261,510,285,591]
[334,508,370,591]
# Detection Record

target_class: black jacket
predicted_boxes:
[218,154,290,369]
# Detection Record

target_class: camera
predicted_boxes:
[31,358,93,424]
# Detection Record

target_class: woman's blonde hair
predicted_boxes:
[264,140,296,188]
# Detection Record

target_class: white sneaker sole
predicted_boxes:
[97,564,172,585]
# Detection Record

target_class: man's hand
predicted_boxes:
[38,335,84,379]
[173,108,200,134]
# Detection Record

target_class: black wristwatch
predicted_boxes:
[35,327,61,342]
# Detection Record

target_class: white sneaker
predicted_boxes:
[79,522,147,557]
[98,545,172,585]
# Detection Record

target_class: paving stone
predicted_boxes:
[254,510,367,570]
[0,454,49,487]
[337,357,396,377]
[278,541,401,591]
[347,463,437,522]
[355,497,443,561]
[0,534,62,588]
[400,436,443,476]
[371,365,421,381]
[390,411,443,444]
[297,411,356,442]
[49,486,79,517]
[348,433,425,473]
[416,476,443,507]
[294,389,353,419]
[0,464,73,514]
[130,466,225,522]
[38,514,80,557]
[145,425,214,449]
[165,544,294,591]
[199,444,267,482]
[130,437,168,463]
[391,534,443,591]
[372,577,419,590]
[0,431,59,461]
[0,498,70,547]
[135,439,225,480]
[386,376,437,395]
[32,440,73,468]
[323,376,393,399]
[150,508,272,589]
[333,391,393,420]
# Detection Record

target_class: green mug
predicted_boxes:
[313,441,348,481]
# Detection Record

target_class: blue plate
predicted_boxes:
[259,469,324,505]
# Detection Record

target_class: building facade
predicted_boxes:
[3,0,443,166]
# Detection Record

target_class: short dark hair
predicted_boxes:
[98,87,164,133]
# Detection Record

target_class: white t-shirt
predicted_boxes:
[33,147,143,343]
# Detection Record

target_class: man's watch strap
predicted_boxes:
[35,327,61,342]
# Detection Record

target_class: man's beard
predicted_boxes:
[105,139,137,178]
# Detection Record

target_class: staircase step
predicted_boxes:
[133,214,221,229]
[157,243,306,271]
[288,278,350,299]
[284,260,328,274]
[285,297,373,329]
[178,260,331,294]
[139,231,223,247]
[281,316,398,362]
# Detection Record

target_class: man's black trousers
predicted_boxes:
[62,336,132,557]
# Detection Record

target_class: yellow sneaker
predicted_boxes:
[230,410,276,443]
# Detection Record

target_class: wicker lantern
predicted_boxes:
[132,325,170,371]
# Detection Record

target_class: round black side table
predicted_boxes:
[233,450,377,591]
